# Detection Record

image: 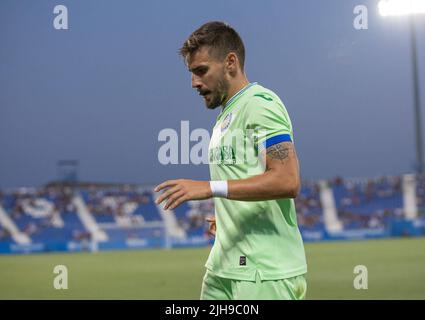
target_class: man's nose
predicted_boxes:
[191,74,202,89]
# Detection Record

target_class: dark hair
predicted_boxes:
[179,21,245,70]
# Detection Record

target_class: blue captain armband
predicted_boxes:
[259,134,292,151]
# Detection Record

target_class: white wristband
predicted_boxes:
[209,180,228,198]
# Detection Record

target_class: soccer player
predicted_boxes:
[155,21,307,300]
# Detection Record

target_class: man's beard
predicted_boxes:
[205,77,230,110]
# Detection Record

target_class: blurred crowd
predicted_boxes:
[295,182,323,230]
[0,186,78,239]
[416,174,425,216]
[1,174,424,242]
[82,185,151,218]
[0,224,11,241]
[176,199,215,236]
[330,176,404,229]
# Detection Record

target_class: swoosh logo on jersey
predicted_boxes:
[254,93,273,101]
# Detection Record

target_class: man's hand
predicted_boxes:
[205,215,216,237]
[154,179,212,210]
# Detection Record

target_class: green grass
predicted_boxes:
[0,237,424,299]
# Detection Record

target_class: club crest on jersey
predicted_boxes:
[221,112,232,133]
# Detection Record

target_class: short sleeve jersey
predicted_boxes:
[206,82,307,281]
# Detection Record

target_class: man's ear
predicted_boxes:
[225,52,239,74]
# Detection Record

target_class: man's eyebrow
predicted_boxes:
[188,65,208,73]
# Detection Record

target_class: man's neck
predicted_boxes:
[222,76,250,107]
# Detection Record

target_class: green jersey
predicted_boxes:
[206,82,307,281]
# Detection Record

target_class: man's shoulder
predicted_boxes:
[244,84,286,111]
[250,85,280,102]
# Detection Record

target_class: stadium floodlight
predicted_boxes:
[378,0,425,17]
[379,0,425,173]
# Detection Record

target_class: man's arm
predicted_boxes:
[155,141,300,210]
[227,141,300,201]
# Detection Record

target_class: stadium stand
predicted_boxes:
[80,186,161,223]
[77,185,165,248]
[173,200,214,237]
[1,174,425,254]
[0,186,86,244]
[0,224,12,244]
[416,174,425,217]
[295,181,324,232]
[331,176,404,230]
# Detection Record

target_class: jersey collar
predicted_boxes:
[223,82,257,111]
[218,82,258,120]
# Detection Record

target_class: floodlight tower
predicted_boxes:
[379,0,425,173]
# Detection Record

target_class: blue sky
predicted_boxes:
[0,0,424,188]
